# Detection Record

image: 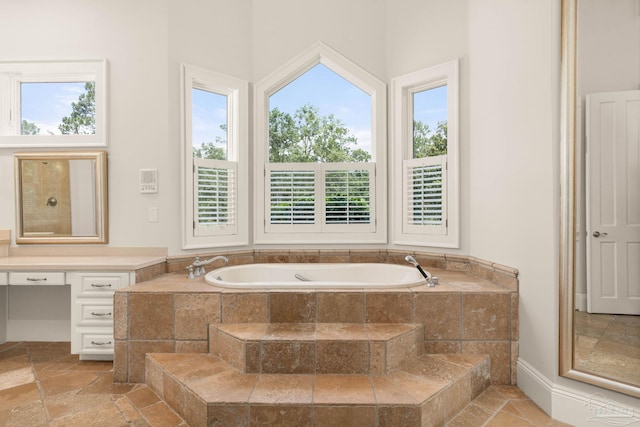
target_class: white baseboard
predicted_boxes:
[7,320,70,341]
[518,358,640,427]
[576,293,587,312]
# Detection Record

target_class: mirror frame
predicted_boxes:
[558,0,640,398]
[14,151,109,245]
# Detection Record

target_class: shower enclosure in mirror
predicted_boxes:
[14,151,108,244]
[559,0,640,398]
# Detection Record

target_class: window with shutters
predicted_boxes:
[254,43,387,244]
[392,60,460,248]
[181,64,248,249]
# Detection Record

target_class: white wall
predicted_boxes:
[251,0,387,83]
[0,0,172,249]
[468,0,558,382]
[385,0,471,254]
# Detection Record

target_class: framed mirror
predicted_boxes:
[559,0,640,398]
[14,151,108,244]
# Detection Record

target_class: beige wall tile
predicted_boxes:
[316,341,370,374]
[270,292,317,323]
[127,341,175,383]
[425,341,461,354]
[221,293,268,323]
[128,293,175,340]
[414,293,461,340]
[113,293,128,340]
[207,404,249,426]
[462,341,511,385]
[183,388,207,427]
[314,406,376,427]
[162,373,186,418]
[261,341,315,374]
[317,292,364,323]
[365,292,412,323]
[462,293,510,340]
[175,293,220,340]
[175,341,208,354]
[216,332,245,371]
[379,405,421,427]
[113,341,128,383]
[250,405,312,426]
[441,373,471,422]
[289,250,320,263]
[144,357,163,397]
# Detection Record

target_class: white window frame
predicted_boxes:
[254,42,387,244]
[0,60,107,147]
[181,64,248,249]
[392,60,460,248]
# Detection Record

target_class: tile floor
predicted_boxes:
[0,341,571,426]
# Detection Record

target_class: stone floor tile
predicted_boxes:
[139,401,184,427]
[485,409,535,426]
[126,385,161,409]
[0,399,48,426]
[48,402,127,427]
[446,403,493,426]
[37,370,98,397]
[0,382,41,412]
[0,367,35,392]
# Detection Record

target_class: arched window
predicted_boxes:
[254,43,387,244]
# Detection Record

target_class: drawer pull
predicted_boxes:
[27,277,47,282]
[90,312,112,317]
[91,283,112,288]
[90,340,113,346]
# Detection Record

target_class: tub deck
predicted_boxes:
[114,266,518,386]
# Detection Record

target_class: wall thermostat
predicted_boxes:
[139,169,158,193]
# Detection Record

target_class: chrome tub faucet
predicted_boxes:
[405,255,438,287]
[187,255,229,279]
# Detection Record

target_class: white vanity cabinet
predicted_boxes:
[68,271,134,360]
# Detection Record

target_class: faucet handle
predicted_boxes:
[186,265,194,279]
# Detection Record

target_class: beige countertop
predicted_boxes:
[0,255,166,271]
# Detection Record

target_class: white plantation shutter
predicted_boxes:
[266,162,375,233]
[193,158,237,236]
[403,155,447,235]
[324,163,375,232]
[267,165,318,231]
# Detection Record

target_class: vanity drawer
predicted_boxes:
[74,272,130,297]
[78,303,114,324]
[9,271,66,285]
[0,272,6,285]
[79,332,114,354]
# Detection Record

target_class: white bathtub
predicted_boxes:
[204,263,426,289]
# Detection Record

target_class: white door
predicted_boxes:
[586,90,640,315]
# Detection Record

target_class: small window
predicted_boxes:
[0,60,107,147]
[181,64,248,249]
[392,60,460,248]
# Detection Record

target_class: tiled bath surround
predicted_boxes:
[114,250,519,386]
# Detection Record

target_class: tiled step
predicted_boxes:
[209,322,424,374]
[145,352,491,427]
